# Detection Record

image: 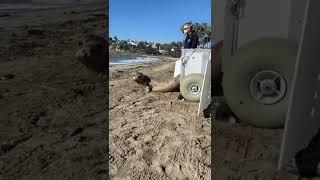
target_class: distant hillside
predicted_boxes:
[109,38,183,58]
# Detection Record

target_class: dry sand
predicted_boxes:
[109,59,211,179]
[0,2,108,179]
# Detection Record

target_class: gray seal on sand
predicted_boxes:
[75,34,107,74]
[133,72,180,93]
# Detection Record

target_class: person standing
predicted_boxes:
[183,23,199,49]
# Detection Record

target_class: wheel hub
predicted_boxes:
[189,84,201,95]
[260,79,277,95]
[250,70,286,105]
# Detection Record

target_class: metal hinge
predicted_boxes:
[229,0,244,54]
[230,0,241,18]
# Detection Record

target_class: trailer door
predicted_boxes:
[279,0,320,170]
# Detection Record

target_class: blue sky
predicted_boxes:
[109,0,211,43]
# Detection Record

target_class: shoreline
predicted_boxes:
[110,51,179,61]
[109,56,178,78]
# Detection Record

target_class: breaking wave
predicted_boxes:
[109,55,159,65]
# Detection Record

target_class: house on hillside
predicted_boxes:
[128,40,137,46]
[159,49,167,54]
[152,43,157,49]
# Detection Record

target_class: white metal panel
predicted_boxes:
[237,0,292,47]
[173,59,181,77]
[221,0,293,70]
[222,0,234,67]
[212,0,226,43]
[279,0,320,169]
[198,59,211,116]
[288,0,308,44]
[184,53,206,76]
[178,49,211,78]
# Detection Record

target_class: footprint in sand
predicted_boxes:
[141,141,156,166]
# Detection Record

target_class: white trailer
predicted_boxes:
[173,48,212,116]
[213,0,320,171]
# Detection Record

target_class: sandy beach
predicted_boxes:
[0,2,108,179]
[0,1,212,179]
[214,120,300,180]
[109,58,211,179]
[0,1,309,180]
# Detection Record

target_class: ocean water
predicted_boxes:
[109,55,159,65]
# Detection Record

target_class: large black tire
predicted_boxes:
[180,73,204,102]
[222,38,298,128]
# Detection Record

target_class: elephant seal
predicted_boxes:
[75,34,107,74]
[133,72,180,93]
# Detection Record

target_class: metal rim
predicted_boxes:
[250,70,287,105]
[188,83,201,95]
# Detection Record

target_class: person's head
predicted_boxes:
[183,23,193,34]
